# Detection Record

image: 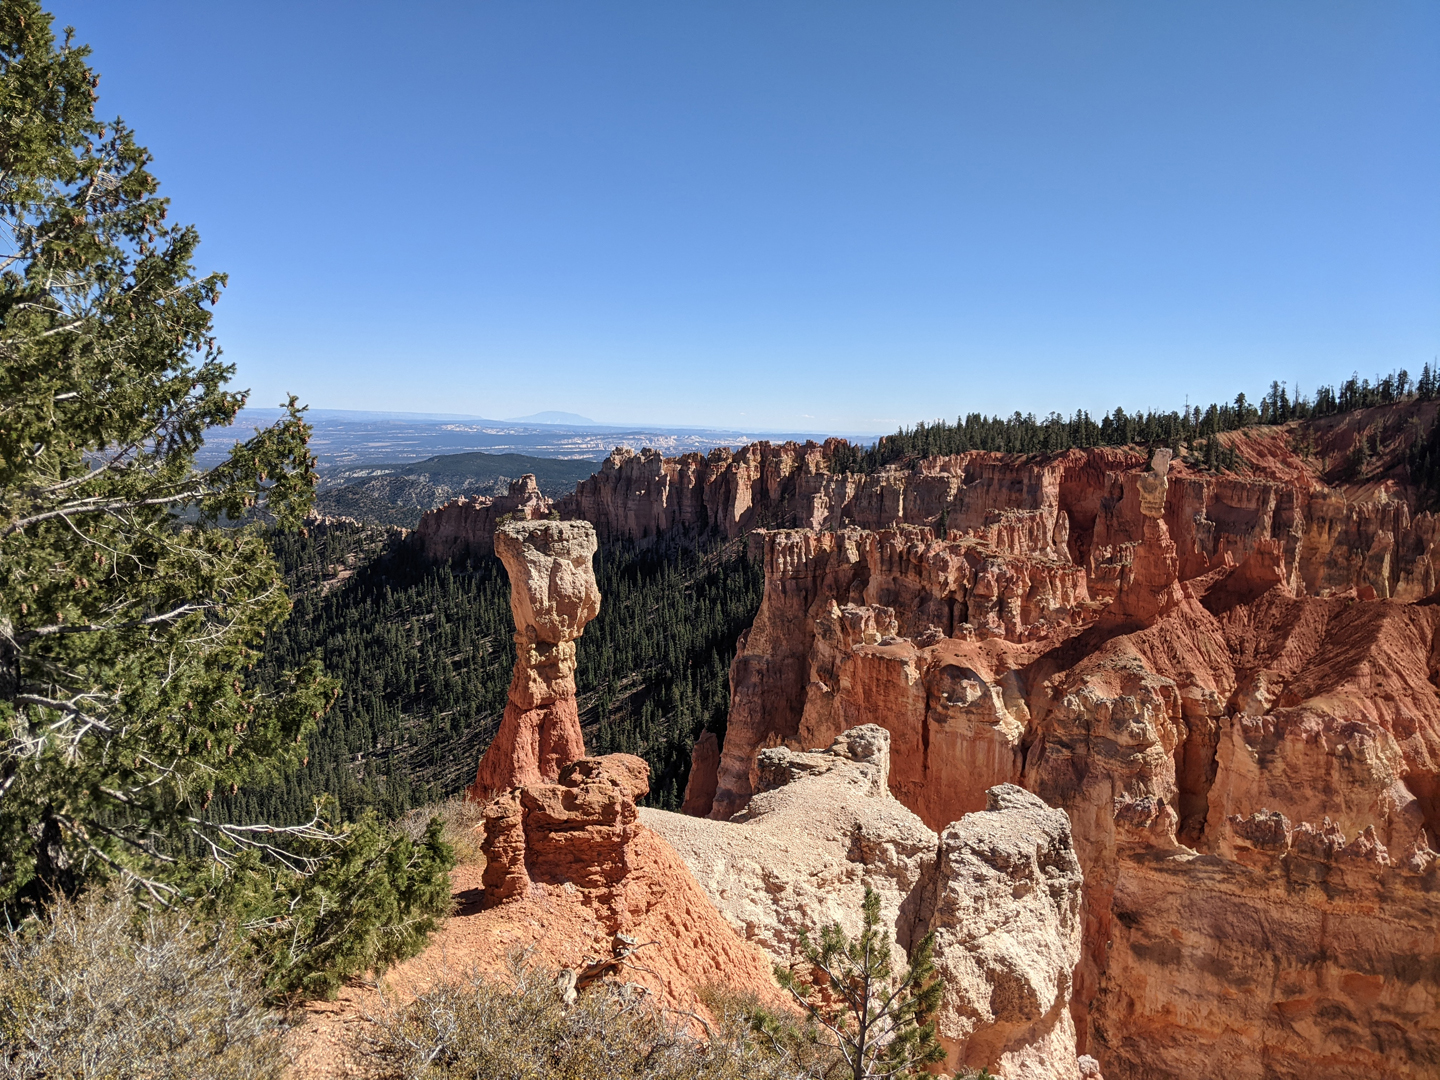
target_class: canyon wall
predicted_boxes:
[417,409,1440,611]
[697,447,1440,1080]
[413,474,552,562]
[437,407,1440,1076]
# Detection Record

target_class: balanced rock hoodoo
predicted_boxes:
[470,519,601,802]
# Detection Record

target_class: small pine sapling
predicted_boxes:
[775,885,947,1080]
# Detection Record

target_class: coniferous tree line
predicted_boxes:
[1409,415,1440,511]
[830,365,1440,472]
[225,528,763,824]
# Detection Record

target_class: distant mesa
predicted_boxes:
[506,411,598,426]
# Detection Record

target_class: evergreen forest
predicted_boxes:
[832,365,1440,471]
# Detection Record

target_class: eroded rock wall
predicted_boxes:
[417,411,1440,609]
[438,411,1440,1075]
[707,446,1440,1079]
[711,523,1094,824]
[413,473,552,561]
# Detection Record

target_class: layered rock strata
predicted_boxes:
[709,522,1093,823]
[414,473,551,562]
[700,448,1440,1079]
[429,407,1440,1075]
[470,520,600,801]
[419,406,1440,608]
[643,727,1087,1078]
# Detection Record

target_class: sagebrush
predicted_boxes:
[0,890,283,1080]
[364,958,845,1080]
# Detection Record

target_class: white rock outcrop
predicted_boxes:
[641,726,937,958]
[929,784,1084,1079]
[643,728,1088,1078]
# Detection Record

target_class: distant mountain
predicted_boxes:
[505,411,598,425]
[314,451,601,528]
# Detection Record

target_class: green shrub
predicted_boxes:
[0,890,282,1080]
[775,886,946,1080]
[0,2,456,1000]
[212,811,455,1001]
[399,794,486,866]
[697,985,845,1078]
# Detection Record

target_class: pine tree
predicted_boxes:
[776,886,947,1080]
[0,0,450,994]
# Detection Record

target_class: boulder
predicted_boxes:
[929,785,1084,1079]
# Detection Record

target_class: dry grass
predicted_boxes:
[399,795,486,867]
[0,890,283,1080]
[360,957,846,1080]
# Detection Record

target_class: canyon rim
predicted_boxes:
[432,407,1440,1080]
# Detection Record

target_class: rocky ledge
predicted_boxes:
[644,727,1092,1078]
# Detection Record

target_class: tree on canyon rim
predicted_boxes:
[0,0,450,996]
[776,886,947,1080]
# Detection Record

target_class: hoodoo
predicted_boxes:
[469,519,601,801]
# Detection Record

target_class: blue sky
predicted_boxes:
[50,1,1440,434]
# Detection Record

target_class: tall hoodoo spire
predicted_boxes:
[470,519,601,802]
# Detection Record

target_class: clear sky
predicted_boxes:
[49,1,1440,434]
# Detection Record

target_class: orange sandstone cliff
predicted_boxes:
[688,435,1440,1080]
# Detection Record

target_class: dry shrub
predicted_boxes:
[0,890,283,1080]
[399,795,485,866]
[363,958,844,1080]
[697,985,846,1078]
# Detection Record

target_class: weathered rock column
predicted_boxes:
[470,520,601,802]
[1107,447,1183,626]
